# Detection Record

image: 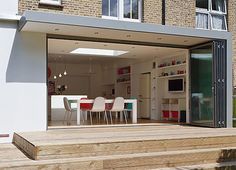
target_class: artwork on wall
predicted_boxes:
[48,81,55,95]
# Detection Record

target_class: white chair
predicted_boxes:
[88,97,108,125]
[107,97,127,124]
[63,97,84,125]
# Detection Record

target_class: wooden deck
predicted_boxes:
[14,124,236,146]
[2,125,236,169]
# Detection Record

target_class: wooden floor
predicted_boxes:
[16,125,236,146]
[48,118,181,127]
[2,125,236,169]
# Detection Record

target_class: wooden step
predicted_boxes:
[158,161,236,170]
[1,147,236,170]
[13,127,236,160]
[13,132,236,160]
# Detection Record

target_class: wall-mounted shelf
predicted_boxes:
[157,63,186,70]
[117,81,131,84]
[116,66,131,98]
[157,74,186,79]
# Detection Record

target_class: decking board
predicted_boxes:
[12,125,236,160]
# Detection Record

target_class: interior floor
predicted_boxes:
[48,118,183,127]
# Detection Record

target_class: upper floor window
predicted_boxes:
[40,0,61,5]
[102,0,142,22]
[196,0,227,31]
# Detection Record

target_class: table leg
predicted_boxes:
[132,101,137,124]
[77,100,81,125]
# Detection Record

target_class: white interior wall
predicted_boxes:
[48,62,103,98]
[0,21,47,143]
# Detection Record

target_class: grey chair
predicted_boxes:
[63,97,83,125]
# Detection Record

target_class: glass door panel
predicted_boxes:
[190,44,214,127]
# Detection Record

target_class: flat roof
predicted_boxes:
[19,11,231,48]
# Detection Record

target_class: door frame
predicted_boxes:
[189,40,227,128]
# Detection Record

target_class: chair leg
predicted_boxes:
[89,111,93,125]
[80,110,85,123]
[68,111,73,125]
[109,111,113,124]
[98,112,101,121]
[63,111,67,125]
[104,111,108,125]
[124,110,128,124]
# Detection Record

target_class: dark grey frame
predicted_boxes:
[18,11,233,127]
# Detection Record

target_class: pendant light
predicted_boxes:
[63,63,67,75]
[58,55,63,78]
[53,57,57,79]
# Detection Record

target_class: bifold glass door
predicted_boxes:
[190,40,226,128]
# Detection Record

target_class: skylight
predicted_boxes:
[70,48,128,56]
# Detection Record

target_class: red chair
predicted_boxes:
[80,98,93,123]
[171,111,179,122]
[162,110,170,120]
[80,98,93,110]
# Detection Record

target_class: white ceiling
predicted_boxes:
[48,39,187,64]
[23,22,211,47]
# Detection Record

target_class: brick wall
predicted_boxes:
[143,0,162,25]
[18,0,102,17]
[165,0,195,28]
[228,0,236,87]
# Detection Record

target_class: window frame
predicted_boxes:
[102,0,142,22]
[210,0,227,14]
[195,11,210,30]
[210,13,227,31]
[102,0,119,20]
[40,0,61,6]
[195,0,227,31]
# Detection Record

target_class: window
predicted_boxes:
[196,0,227,31]
[102,0,118,17]
[196,0,208,9]
[102,0,142,22]
[40,0,61,5]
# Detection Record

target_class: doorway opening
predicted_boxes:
[46,37,190,128]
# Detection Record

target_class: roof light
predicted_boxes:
[70,48,128,56]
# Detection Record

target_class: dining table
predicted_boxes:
[76,99,138,125]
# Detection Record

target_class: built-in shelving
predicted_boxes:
[157,63,186,70]
[157,74,186,79]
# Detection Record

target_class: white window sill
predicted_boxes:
[196,27,227,32]
[102,16,119,20]
[102,16,141,23]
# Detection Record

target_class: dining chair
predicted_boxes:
[107,97,127,124]
[88,97,108,125]
[80,98,93,124]
[63,97,83,125]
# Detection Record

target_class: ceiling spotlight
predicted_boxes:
[54,75,57,79]
[157,37,162,40]
[94,32,99,35]
[55,28,60,31]
[104,44,108,47]
[184,40,188,42]
[126,35,131,38]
